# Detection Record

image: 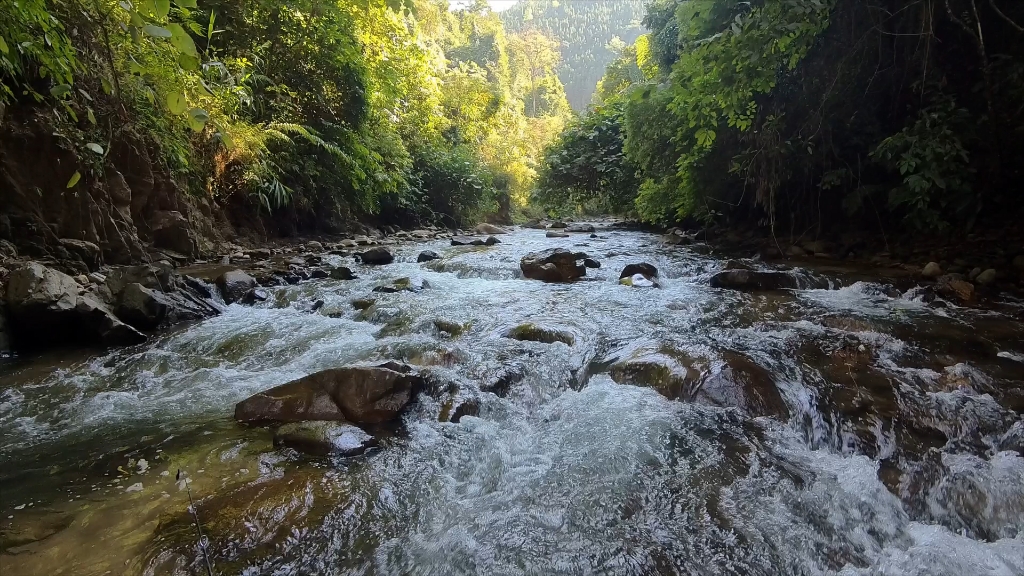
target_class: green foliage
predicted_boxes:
[870,97,974,230]
[3,0,572,230]
[540,0,1024,234]
[535,99,638,215]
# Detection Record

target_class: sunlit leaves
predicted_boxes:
[143,24,171,38]
[66,171,81,188]
[166,91,186,114]
[187,108,209,132]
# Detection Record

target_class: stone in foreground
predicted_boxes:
[234,364,422,425]
[505,323,575,346]
[520,248,588,282]
[273,421,376,457]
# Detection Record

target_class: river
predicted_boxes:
[2,226,1023,575]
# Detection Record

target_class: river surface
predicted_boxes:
[2,226,1024,575]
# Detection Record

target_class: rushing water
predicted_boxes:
[2,226,1023,576]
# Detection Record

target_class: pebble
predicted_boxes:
[125,482,144,492]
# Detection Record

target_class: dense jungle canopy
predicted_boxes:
[4,0,1024,238]
[535,0,1024,239]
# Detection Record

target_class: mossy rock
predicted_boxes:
[505,323,575,346]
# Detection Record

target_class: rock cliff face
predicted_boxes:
[0,112,223,275]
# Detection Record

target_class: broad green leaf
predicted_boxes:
[87,108,97,125]
[166,91,187,114]
[143,25,171,38]
[177,53,199,70]
[155,0,170,18]
[67,171,81,188]
[86,143,104,155]
[129,10,144,27]
[175,0,197,7]
[0,36,8,55]
[50,84,72,98]
[77,88,92,101]
[167,23,198,56]
[187,108,209,132]
[218,131,234,149]
[101,77,113,95]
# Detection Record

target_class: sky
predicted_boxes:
[448,0,521,12]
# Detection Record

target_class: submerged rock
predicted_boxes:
[356,247,394,265]
[216,270,256,304]
[610,351,701,400]
[451,236,501,246]
[695,352,789,418]
[583,258,601,269]
[620,274,657,288]
[520,248,588,282]
[234,363,423,425]
[505,323,575,346]
[709,269,801,291]
[372,277,430,293]
[546,231,570,238]
[273,421,376,457]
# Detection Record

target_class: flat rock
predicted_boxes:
[234,364,423,425]
[505,323,575,346]
[709,269,802,291]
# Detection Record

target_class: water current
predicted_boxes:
[1,226,1023,575]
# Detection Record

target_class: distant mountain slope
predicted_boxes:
[500,0,646,110]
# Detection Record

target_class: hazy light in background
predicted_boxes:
[449,0,520,12]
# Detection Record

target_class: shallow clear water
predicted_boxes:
[2,227,1023,575]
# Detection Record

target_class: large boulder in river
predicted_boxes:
[273,421,376,457]
[474,223,508,235]
[936,274,975,304]
[520,248,588,282]
[356,247,394,265]
[234,364,423,425]
[216,270,256,304]
[709,269,801,291]
[5,262,145,348]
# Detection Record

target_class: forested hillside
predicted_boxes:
[501,0,645,110]
[0,0,570,263]
[536,0,1024,240]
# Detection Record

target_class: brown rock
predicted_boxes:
[694,353,789,418]
[520,248,587,282]
[234,364,423,425]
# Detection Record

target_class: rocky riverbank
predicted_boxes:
[5,217,1024,356]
